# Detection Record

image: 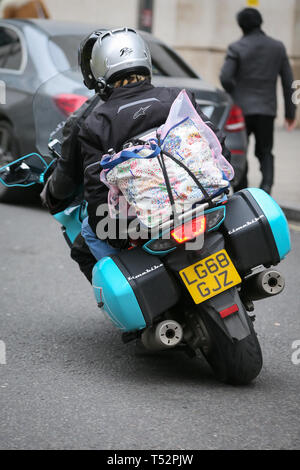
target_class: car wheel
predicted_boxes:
[0,118,19,161]
[0,120,35,203]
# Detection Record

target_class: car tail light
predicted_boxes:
[54,94,88,116]
[171,216,206,244]
[224,105,245,132]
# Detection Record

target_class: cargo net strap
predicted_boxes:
[158,133,217,220]
[126,126,222,223]
[157,131,214,203]
[129,132,216,221]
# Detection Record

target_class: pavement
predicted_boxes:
[246,127,300,221]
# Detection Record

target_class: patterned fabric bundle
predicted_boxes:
[101,90,234,228]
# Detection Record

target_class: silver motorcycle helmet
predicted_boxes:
[90,28,152,93]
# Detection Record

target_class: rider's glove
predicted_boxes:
[40,176,58,211]
[40,159,57,209]
[40,175,74,215]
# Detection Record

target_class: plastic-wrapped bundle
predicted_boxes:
[101,90,234,228]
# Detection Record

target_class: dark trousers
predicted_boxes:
[70,234,96,284]
[244,115,275,192]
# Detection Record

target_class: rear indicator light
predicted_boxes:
[145,238,177,253]
[171,216,206,244]
[205,207,226,231]
[54,94,88,116]
[219,304,239,319]
[224,105,245,132]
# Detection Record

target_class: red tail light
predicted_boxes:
[171,216,206,244]
[54,94,88,116]
[224,105,245,132]
[219,304,239,319]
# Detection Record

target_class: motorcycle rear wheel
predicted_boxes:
[199,312,263,385]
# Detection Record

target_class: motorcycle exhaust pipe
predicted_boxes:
[241,269,285,302]
[141,320,183,351]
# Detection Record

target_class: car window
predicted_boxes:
[147,41,198,78]
[0,26,23,71]
[49,34,199,79]
[49,35,81,71]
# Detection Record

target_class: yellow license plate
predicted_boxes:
[179,249,241,304]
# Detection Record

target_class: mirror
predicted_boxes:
[0,153,49,188]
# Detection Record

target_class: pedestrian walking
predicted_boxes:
[220,8,297,194]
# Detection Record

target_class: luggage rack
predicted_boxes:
[126,191,227,240]
[159,192,227,233]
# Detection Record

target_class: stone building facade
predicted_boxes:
[43,0,300,124]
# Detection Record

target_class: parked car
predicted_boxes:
[0,19,247,201]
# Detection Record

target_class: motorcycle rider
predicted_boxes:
[41,30,102,282]
[42,27,231,282]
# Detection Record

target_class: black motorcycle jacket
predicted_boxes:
[78,79,231,236]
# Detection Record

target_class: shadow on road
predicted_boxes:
[24,318,256,389]
[0,183,44,207]
[0,195,45,212]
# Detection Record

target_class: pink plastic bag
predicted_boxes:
[100,90,234,227]
[158,89,234,181]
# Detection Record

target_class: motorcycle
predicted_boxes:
[0,144,291,385]
[0,71,291,385]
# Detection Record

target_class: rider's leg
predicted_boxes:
[70,233,97,284]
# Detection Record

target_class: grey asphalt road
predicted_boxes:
[0,201,299,450]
